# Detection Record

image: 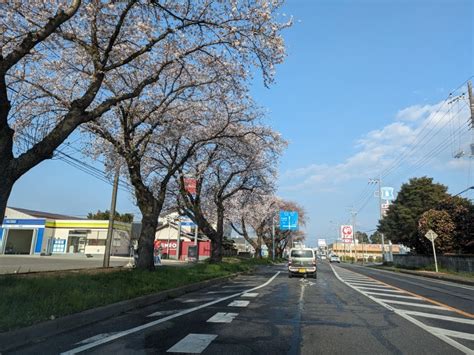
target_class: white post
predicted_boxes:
[176,220,182,261]
[166,218,172,259]
[431,239,438,273]
[272,217,275,261]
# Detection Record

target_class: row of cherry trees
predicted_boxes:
[1,1,295,269]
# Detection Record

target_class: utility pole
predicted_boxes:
[351,210,358,262]
[370,176,385,261]
[468,81,474,128]
[103,166,120,268]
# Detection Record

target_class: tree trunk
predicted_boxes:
[136,213,158,270]
[210,235,222,263]
[0,172,14,223]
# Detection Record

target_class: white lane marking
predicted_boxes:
[61,271,280,354]
[401,310,474,325]
[182,298,216,303]
[426,327,474,341]
[206,290,237,294]
[222,285,252,288]
[167,333,217,353]
[207,312,238,323]
[379,300,447,309]
[242,292,259,298]
[228,300,250,307]
[345,281,387,287]
[147,310,181,318]
[355,286,405,293]
[342,278,376,282]
[363,292,420,300]
[356,266,474,291]
[331,265,473,354]
[75,333,118,345]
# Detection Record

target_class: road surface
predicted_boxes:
[7,262,474,354]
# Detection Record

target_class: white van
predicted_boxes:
[288,248,317,278]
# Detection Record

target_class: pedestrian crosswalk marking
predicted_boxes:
[207,312,239,323]
[167,333,217,353]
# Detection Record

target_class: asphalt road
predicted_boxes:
[9,262,473,354]
[338,263,474,316]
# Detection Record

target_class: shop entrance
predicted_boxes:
[67,230,88,253]
[4,229,34,254]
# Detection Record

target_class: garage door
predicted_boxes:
[4,229,34,254]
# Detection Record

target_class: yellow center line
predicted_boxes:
[348,270,474,319]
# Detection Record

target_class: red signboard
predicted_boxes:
[184,178,197,195]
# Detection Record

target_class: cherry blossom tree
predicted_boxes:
[176,123,285,262]
[0,0,290,224]
[230,195,307,258]
[89,89,263,268]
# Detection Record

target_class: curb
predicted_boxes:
[0,272,244,353]
[371,266,474,286]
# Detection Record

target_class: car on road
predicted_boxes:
[329,254,340,263]
[288,248,317,278]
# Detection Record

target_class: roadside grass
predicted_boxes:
[0,257,272,332]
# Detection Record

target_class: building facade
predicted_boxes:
[0,207,132,256]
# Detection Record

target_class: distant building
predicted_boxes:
[0,207,132,256]
[329,242,407,260]
[154,220,211,261]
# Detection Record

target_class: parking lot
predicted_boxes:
[0,255,132,274]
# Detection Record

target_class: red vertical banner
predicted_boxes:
[184,177,197,195]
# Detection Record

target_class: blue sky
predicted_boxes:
[8,0,473,247]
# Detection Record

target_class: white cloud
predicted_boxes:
[280,97,471,193]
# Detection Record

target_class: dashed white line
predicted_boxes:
[228,300,250,307]
[167,333,217,353]
[207,312,238,323]
[242,292,259,298]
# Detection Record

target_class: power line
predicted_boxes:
[15,131,135,194]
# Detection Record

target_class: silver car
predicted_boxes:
[288,248,317,278]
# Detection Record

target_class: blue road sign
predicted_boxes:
[279,210,298,231]
[381,187,395,200]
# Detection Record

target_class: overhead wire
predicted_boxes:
[15,131,135,194]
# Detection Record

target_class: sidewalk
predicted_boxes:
[370,265,474,286]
